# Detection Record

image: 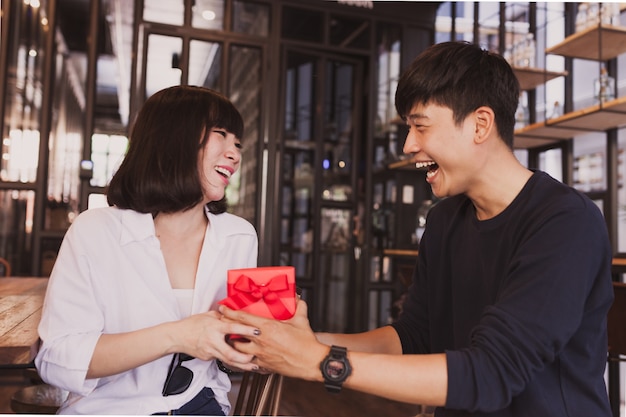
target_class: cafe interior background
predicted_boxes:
[3,0,626,411]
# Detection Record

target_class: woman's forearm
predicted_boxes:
[87,321,177,378]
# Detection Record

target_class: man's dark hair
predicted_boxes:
[395,41,519,149]
[107,85,244,215]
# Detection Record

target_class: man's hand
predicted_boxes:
[219,299,328,381]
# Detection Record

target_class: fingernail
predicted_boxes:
[252,365,259,371]
[253,328,261,336]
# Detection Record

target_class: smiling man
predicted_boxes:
[220,41,614,417]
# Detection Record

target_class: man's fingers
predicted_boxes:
[219,305,266,328]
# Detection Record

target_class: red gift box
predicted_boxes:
[219,266,296,320]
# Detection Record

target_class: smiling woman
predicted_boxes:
[34,85,259,415]
[106,85,244,214]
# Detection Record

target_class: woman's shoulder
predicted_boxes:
[209,212,257,236]
[69,206,152,237]
[71,206,119,226]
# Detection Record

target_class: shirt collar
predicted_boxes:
[119,209,156,246]
[117,206,224,247]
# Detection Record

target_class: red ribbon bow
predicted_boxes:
[220,273,293,319]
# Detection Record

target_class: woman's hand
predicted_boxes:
[87,309,260,378]
[172,310,259,371]
[218,300,328,381]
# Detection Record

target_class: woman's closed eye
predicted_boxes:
[213,128,227,137]
[213,129,243,149]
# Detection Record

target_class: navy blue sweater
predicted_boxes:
[391,171,613,416]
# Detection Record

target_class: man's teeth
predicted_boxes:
[215,166,231,178]
[415,161,437,170]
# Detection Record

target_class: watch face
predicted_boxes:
[326,359,346,380]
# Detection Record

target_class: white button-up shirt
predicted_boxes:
[35,206,258,414]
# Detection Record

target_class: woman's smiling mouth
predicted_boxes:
[215,166,233,179]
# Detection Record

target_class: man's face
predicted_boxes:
[402,102,478,198]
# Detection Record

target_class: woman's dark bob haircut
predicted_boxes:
[395,41,519,149]
[106,85,244,215]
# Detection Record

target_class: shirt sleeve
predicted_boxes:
[35,219,102,395]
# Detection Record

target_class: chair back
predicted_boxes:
[0,257,11,277]
[233,372,284,416]
[608,282,626,359]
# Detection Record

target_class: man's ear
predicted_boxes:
[473,106,495,144]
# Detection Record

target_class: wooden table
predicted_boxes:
[0,277,48,365]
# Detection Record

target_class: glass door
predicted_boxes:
[279,49,363,332]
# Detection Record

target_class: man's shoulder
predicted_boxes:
[529,171,598,212]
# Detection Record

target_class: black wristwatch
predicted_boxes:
[319,345,352,393]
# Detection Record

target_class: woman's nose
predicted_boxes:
[226,144,241,162]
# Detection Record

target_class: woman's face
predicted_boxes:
[198,127,242,203]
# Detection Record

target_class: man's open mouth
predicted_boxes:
[415,161,439,178]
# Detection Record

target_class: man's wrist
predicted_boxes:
[319,345,352,393]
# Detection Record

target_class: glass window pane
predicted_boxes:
[323,59,354,201]
[321,252,349,332]
[0,190,35,276]
[189,40,221,90]
[368,291,379,330]
[538,148,562,182]
[145,35,182,98]
[2,2,47,183]
[573,133,606,193]
[233,1,269,36]
[281,6,323,43]
[284,53,316,142]
[617,128,626,253]
[321,208,351,251]
[620,49,626,98]
[329,14,370,50]
[456,2,475,43]
[478,2,502,51]
[537,3,565,122]
[435,2,476,43]
[573,60,604,110]
[97,0,133,129]
[143,0,183,26]
[435,2,453,43]
[2,129,40,182]
[228,45,261,224]
[192,0,224,30]
[379,290,392,325]
[375,22,401,133]
[90,133,128,187]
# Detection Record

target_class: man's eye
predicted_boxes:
[235,142,243,149]
[213,129,227,137]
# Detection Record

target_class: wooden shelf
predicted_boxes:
[614,258,626,268]
[513,66,568,91]
[379,252,626,265]
[387,157,417,170]
[546,24,626,61]
[514,95,626,149]
[383,249,418,257]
